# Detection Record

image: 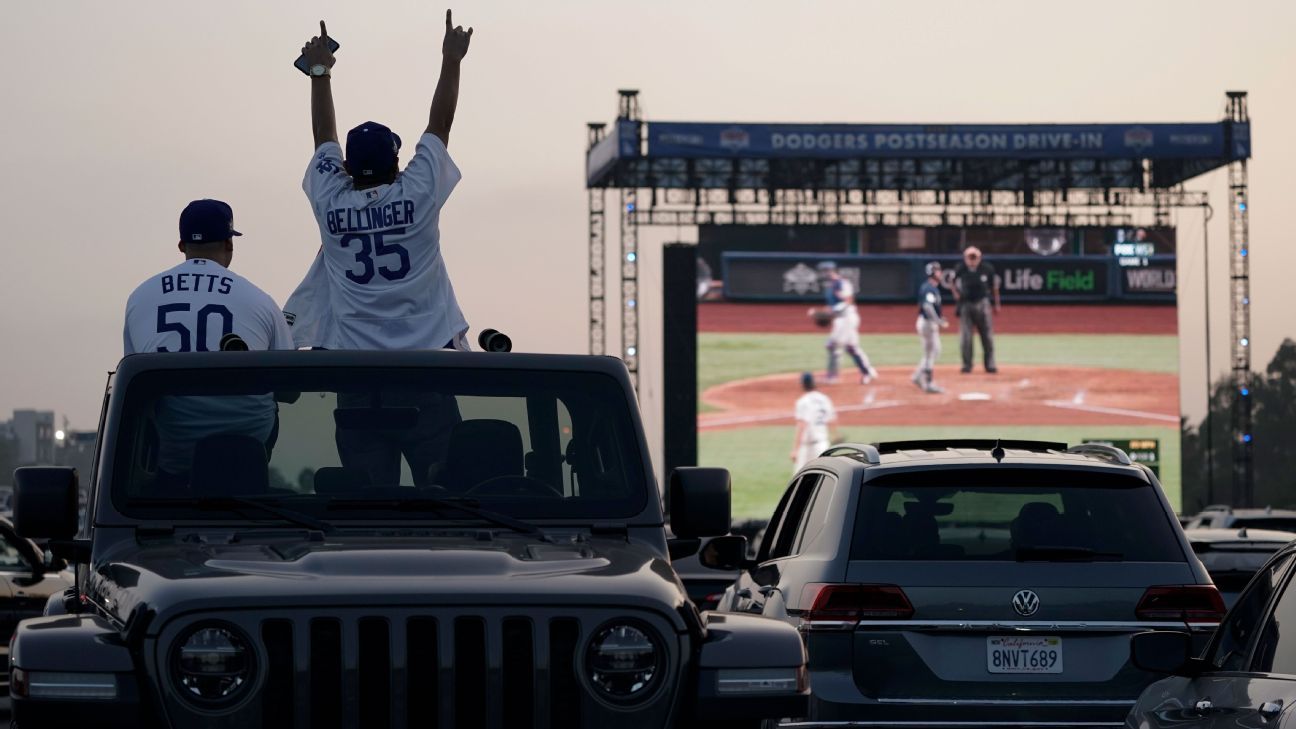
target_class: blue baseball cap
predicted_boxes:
[801,372,815,390]
[179,199,241,243]
[816,260,837,272]
[346,121,402,178]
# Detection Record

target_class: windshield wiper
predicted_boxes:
[134,497,337,535]
[1014,546,1123,562]
[325,497,549,540]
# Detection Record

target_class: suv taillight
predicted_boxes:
[1136,585,1226,623]
[800,584,914,629]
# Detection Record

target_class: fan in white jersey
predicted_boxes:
[284,15,473,352]
[791,372,838,473]
[122,199,294,484]
[285,16,474,488]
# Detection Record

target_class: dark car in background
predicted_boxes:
[1185,527,1295,607]
[1186,505,1296,532]
[718,440,1223,728]
[0,516,72,694]
[1127,539,1296,728]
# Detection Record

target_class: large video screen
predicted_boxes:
[695,225,1180,520]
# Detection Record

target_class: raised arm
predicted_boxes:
[428,9,473,146]
[303,21,338,150]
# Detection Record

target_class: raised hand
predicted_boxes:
[302,20,336,70]
[443,10,473,61]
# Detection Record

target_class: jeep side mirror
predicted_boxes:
[669,467,731,538]
[13,467,79,541]
[698,535,752,571]
[1130,631,1197,675]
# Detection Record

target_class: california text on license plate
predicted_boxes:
[987,636,1063,674]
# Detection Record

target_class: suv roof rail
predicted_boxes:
[1201,504,1233,513]
[1065,443,1133,466]
[819,443,881,465]
[873,439,1067,455]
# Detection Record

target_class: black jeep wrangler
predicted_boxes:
[10,351,806,728]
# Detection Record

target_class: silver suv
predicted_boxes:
[717,439,1223,728]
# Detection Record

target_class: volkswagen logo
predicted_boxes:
[1012,589,1040,617]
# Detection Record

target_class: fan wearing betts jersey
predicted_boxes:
[122,199,293,483]
[285,15,474,488]
[285,14,472,352]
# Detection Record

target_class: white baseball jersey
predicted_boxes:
[123,258,292,475]
[286,133,469,350]
[123,258,294,354]
[794,391,836,445]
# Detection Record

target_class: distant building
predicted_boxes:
[10,410,55,466]
[57,430,98,481]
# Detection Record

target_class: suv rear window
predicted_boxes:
[849,468,1184,562]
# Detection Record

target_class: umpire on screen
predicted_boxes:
[951,246,1000,374]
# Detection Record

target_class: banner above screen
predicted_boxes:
[645,122,1249,161]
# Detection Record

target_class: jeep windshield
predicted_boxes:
[111,365,648,522]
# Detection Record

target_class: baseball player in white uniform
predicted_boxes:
[284,14,473,352]
[285,15,474,487]
[791,372,837,473]
[123,199,294,484]
[813,261,878,384]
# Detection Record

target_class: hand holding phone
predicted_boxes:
[296,20,339,76]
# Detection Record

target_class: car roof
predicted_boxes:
[819,440,1147,475]
[1185,527,1296,544]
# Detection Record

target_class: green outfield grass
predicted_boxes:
[699,332,1179,394]
[699,424,1182,520]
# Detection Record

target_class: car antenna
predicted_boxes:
[991,439,1005,463]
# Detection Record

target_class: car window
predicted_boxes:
[1249,555,1296,674]
[849,469,1184,562]
[1210,552,1292,671]
[756,478,801,564]
[765,475,822,562]
[111,367,648,521]
[0,537,26,571]
[1235,517,1296,532]
[792,476,836,556]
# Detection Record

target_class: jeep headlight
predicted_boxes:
[585,622,664,706]
[171,624,255,707]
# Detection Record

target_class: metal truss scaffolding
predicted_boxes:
[586,123,608,357]
[1226,92,1253,505]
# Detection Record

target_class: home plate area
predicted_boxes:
[699,365,1179,430]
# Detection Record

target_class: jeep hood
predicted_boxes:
[87,534,689,631]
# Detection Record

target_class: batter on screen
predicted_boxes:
[911,261,949,394]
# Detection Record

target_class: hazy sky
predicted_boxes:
[2,0,1293,440]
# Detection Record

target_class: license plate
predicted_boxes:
[987,636,1063,674]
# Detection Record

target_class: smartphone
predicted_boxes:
[294,37,340,76]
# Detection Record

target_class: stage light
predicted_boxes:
[1243,297,1250,305]
[627,252,637,262]
[626,202,636,212]
[1241,249,1248,257]
[628,299,637,308]
[54,430,65,442]
[1239,202,1247,211]
[1243,434,1253,443]
[626,346,637,356]
[1241,338,1249,347]
[1241,387,1250,396]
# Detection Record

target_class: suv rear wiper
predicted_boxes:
[325,497,549,540]
[1015,546,1123,562]
[133,497,337,535]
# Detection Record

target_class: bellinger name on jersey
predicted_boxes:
[325,199,417,235]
